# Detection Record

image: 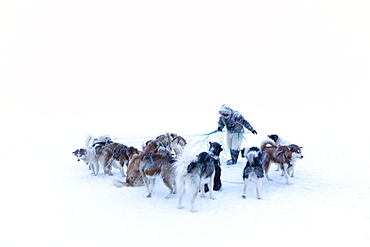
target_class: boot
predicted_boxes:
[232,149,240,164]
[227,149,240,165]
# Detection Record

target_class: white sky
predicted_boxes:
[1,0,369,137]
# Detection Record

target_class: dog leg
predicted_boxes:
[172,180,177,195]
[190,190,199,213]
[208,175,215,200]
[90,162,95,175]
[242,177,249,199]
[143,176,150,197]
[290,166,295,177]
[163,178,175,199]
[189,179,199,212]
[242,176,253,198]
[120,160,128,177]
[177,180,185,209]
[282,164,291,184]
[107,159,114,176]
[200,181,206,198]
[95,163,99,176]
[264,163,273,181]
[275,164,280,171]
[256,178,262,199]
[146,176,156,198]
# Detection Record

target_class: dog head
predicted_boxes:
[288,144,303,159]
[127,146,140,158]
[209,142,223,157]
[72,148,87,161]
[172,134,187,147]
[143,139,160,153]
[276,144,303,160]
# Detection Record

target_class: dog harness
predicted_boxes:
[142,156,155,170]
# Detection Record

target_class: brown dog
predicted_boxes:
[113,134,185,188]
[140,150,176,198]
[155,132,187,155]
[261,140,303,184]
[114,139,164,187]
[98,143,139,176]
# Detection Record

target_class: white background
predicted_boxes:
[1,1,369,246]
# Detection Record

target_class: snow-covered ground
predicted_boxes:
[1,1,370,246]
[1,109,369,247]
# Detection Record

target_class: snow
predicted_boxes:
[1,1,370,246]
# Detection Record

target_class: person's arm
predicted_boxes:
[235,113,257,134]
[217,117,225,131]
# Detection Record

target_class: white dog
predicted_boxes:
[85,134,112,148]
[175,151,215,212]
[72,147,100,176]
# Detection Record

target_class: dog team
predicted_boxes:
[73,132,303,212]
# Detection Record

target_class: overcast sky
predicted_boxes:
[1,0,369,138]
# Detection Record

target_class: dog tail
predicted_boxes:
[174,151,196,177]
[246,151,258,165]
[85,135,94,148]
[260,139,277,150]
[112,180,129,187]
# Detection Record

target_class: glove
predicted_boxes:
[251,129,257,135]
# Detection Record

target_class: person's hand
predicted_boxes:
[251,129,257,135]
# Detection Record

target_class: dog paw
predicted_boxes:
[146,194,152,198]
[242,195,246,199]
[177,205,184,210]
[164,195,171,199]
[257,197,262,200]
[191,209,198,213]
[210,196,215,200]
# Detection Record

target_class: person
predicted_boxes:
[217,104,257,165]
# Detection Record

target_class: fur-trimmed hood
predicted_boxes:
[217,104,254,133]
[218,104,233,118]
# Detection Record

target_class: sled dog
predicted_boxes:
[261,140,303,184]
[242,146,264,199]
[140,150,176,198]
[85,134,112,148]
[175,152,215,212]
[98,143,139,176]
[205,142,223,192]
[155,132,187,155]
[72,147,100,175]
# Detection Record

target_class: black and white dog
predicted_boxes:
[242,146,265,199]
[267,134,290,146]
[176,151,216,212]
[205,142,223,192]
